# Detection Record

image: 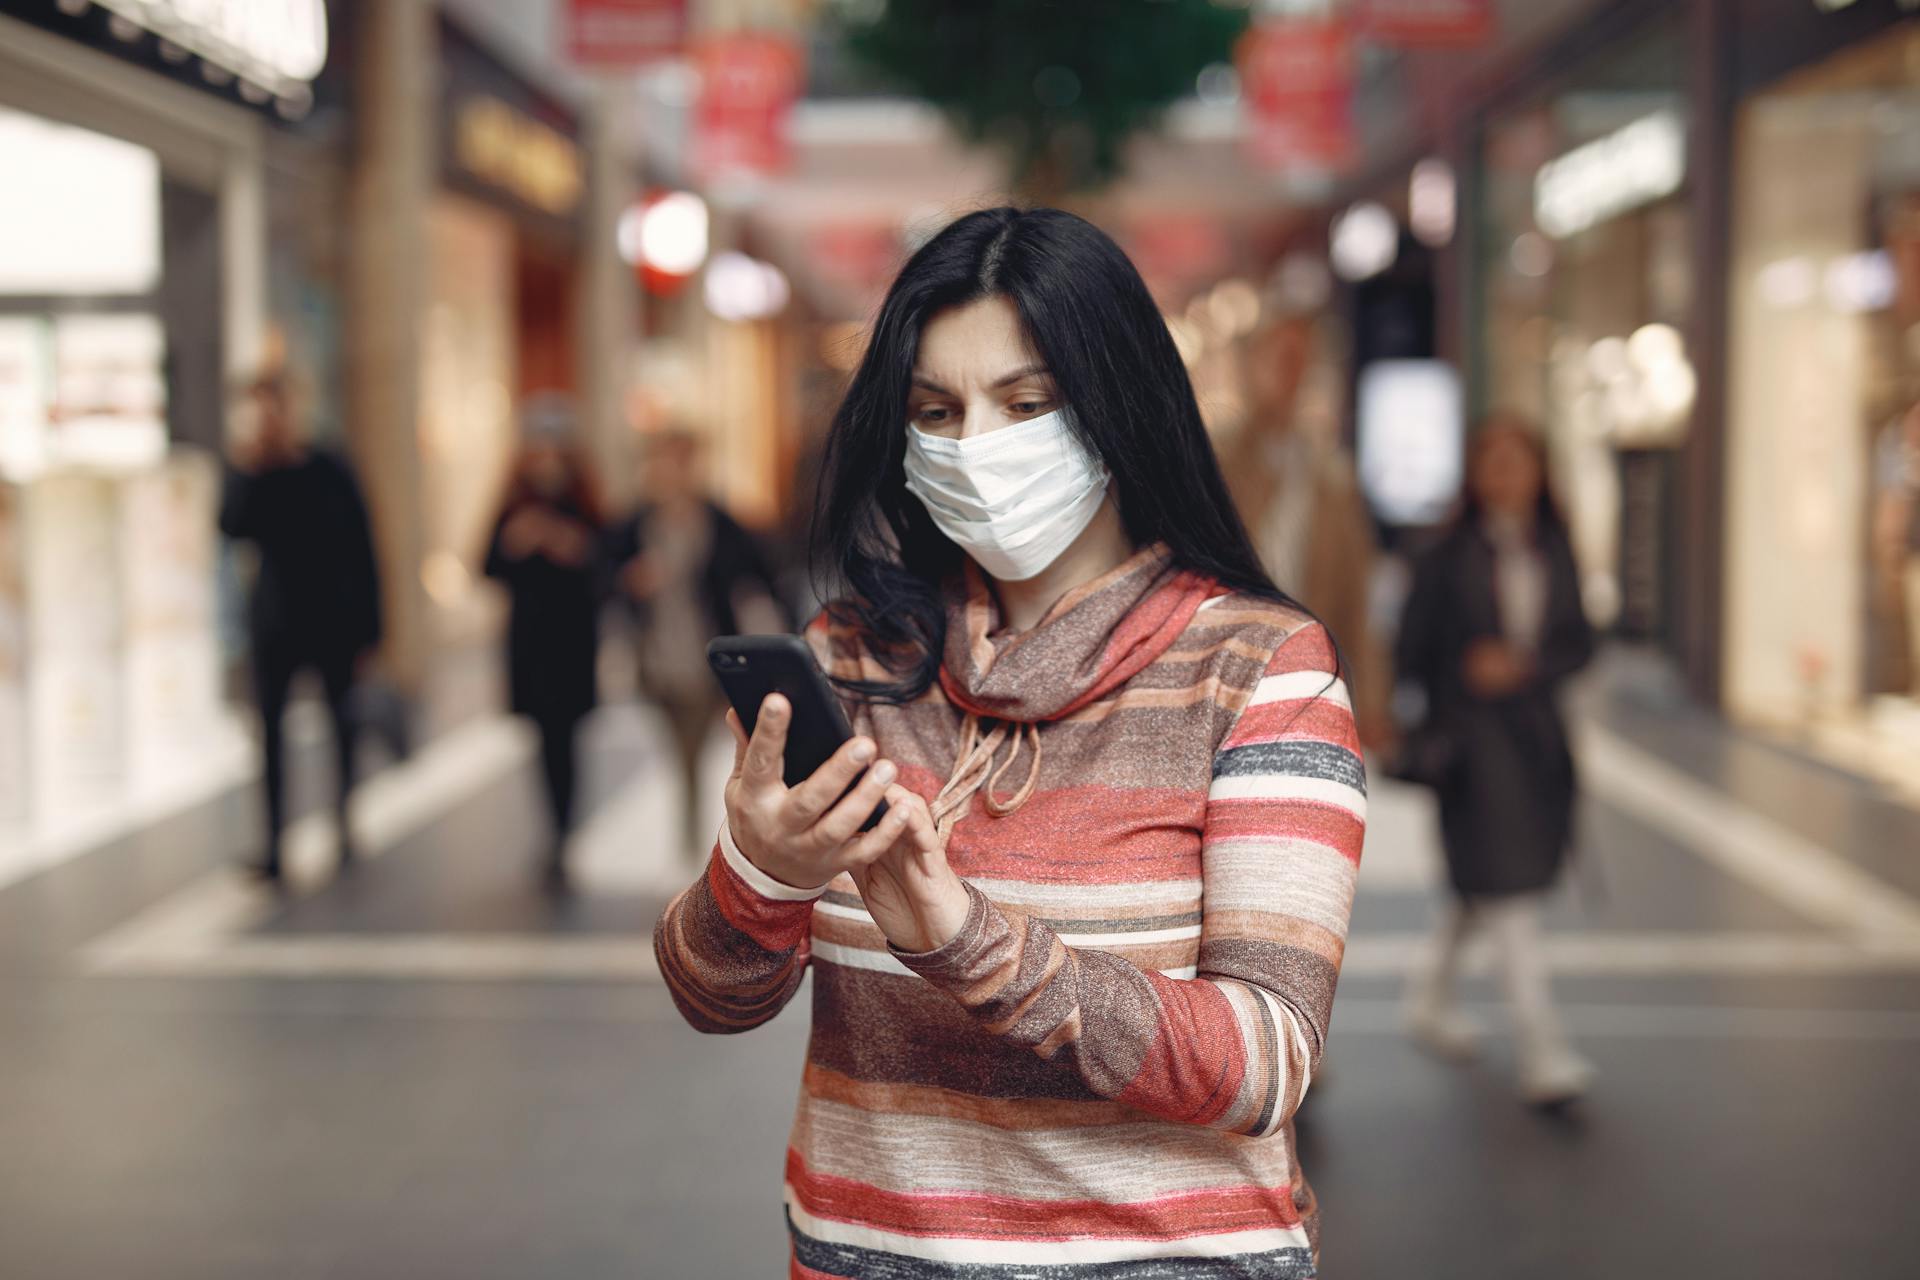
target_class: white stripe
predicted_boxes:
[968,877,1204,910]
[1056,925,1202,948]
[1209,773,1366,816]
[785,1190,1311,1265]
[1245,670,1350,710]
[1194,594,1231,612]
[718,818,830,903]
[1265,989,1314,1134]
[1578,722,1920,940]
[815,899,876,924]
[811,938,917,977]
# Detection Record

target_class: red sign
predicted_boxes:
[693,32,805,183]
[563,0,685,68]
[1356,0,1494,47]
[1236,20,1354,172]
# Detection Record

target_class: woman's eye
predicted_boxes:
[1011,399,1050,415]
[916,406,951,423]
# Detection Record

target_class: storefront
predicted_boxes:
[0,1,326,871]
[1722,7,1920,789]
[1470,5,1696,647]
[418,12,587,652]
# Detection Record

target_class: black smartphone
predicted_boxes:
[707,634,888,832]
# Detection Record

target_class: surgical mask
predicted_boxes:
[902,408,1111,581]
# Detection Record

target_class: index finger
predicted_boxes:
[741,693,790,789]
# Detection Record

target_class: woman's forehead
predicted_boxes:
[913,297,1043,386]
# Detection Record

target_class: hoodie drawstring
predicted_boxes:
[930,714,1043,839]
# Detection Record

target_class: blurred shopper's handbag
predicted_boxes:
[1383,718,1459,789]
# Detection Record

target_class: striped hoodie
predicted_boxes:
[653,543,1366,1278]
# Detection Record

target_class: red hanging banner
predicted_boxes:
[1356,0,1494,48]
[693,31,805,183]
[563,0,686,68]
[1236,19,1354,172]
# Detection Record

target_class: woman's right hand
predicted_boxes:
[722,694,914,892]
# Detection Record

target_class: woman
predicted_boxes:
[653,208,1365,1276]
[484,395,603,887]
[607,428,788,864]
[1394,416,1596,1107]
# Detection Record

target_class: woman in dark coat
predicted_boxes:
[1394,416,1596,1107]
[484,397,604,886]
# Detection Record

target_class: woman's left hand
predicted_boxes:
[851,789,971,955]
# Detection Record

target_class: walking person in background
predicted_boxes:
[1224,310,1391,750]
[607,428,786,864]
[1394,415,1597,1107]
[484,395,603,889]
[653,207,1364,1275]
[219,370,382,884]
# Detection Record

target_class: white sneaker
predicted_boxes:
[1518,1042,1595,1108]
[1404,1001,1482,1062]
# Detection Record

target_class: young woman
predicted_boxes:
[1395,416,1596,1106]
[483,396,604,887]
[653,208,1366,1277]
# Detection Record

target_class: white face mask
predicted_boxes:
[902,408,1111,581]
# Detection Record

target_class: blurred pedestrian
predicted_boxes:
[653,208,1364,1274]
[606,428,786,863]
[1224,312,1392,749]
[1394,415,1596,1107]
[483,395,604,888]
[218,370,382,883]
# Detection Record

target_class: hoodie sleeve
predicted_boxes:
[893,621,1364,1136]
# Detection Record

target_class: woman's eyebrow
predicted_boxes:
[910,364,1051,395]
[991,363,1051,388]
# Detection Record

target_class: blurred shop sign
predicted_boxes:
[693,32,805,186]
[1357,360,1462,527]
[562,0,686,68]
[1236,19,1354,172]
[85,0,327,97]
[453,96,584,219]
[1534,110,1685,240]
[1126,216,1232,302]
[1355,0,1493,47]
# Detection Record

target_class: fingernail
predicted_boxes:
[872,760,896,785]
[851,739,875,763]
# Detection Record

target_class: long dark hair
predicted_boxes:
[813,206,1296,703]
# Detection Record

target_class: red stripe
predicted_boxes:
[1114,974,1248,1128]
[1225,698,1359,750]
[707,847,818,951]
[1204,801,1364,865]
[944,787,1209,884]
[786,1151,1301,1241]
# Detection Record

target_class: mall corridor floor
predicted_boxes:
[3,683,1918,1279]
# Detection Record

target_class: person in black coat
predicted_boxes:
[483,396,604,886]
[1394,416,1597,1107]
[218,372,382,883]
[605,430,788,861]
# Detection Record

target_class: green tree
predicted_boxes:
[836,0,1249,198]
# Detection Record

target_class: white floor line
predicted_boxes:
[1341,929,1920,978]
[84,926,1920,983]
[84,716,533,973]
[1329,998,1920,1042]
[1579,721,1920,940]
